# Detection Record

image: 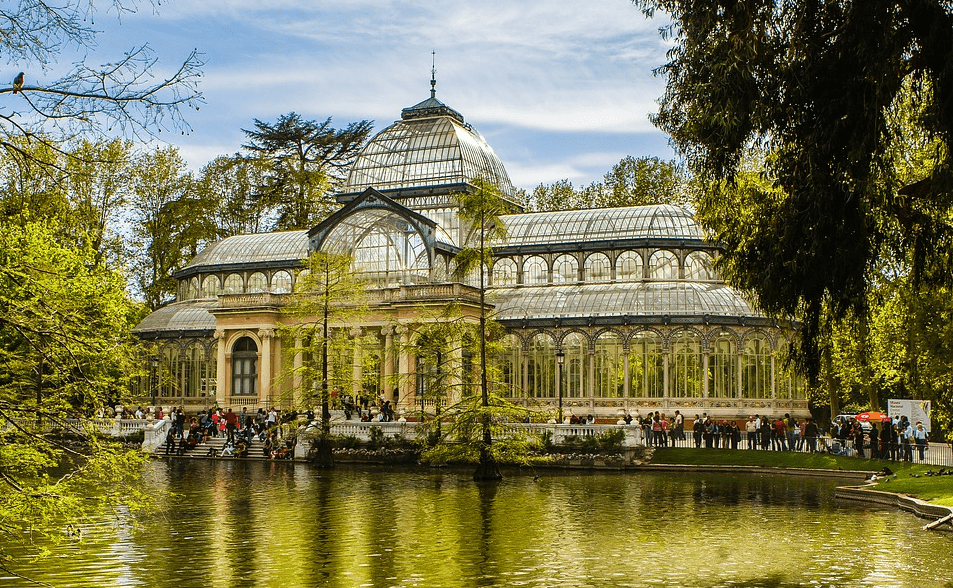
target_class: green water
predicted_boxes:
[3,461,951,587]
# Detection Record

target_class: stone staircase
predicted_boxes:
[158,433,294,460]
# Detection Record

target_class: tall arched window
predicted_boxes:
[670,330,702,398]
[630,331,664,397]
[201,275,221,298]
[742,333,771,398]
[584,252,611,283]
[552,254,578,284]
[522,256,548,285]
[492,258,518,286]
[187,278,199,300]
[526,333,556,398]
[649,250,679,280]
[562,332,587,399]
[594,331,624,397]
[223,273,244,294]
[232,337,258,396]
[158,344,181,398]
[708,334,736,398]
[616,251,643,281]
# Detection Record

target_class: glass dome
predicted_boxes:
[343,94,517,199]
[501,205,705,247]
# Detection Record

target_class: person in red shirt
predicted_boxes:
[773,417,788,451]
[224,408,238,444]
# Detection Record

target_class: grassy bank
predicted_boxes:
[649,448,953,507]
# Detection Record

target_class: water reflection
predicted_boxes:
[3,463,951,588]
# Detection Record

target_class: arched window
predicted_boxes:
[552,254,578,284]
[247,272,268,293]
[742,334,771,398]
[684,251,715,281]
[594,331,624,397]
[232,337,258,396]
[649,250,679,280]
[522,256,548,285]
[201,275,221,298]
[708,334,736,398]
[616,251,643,281]
[629,331,663,397]
[223,273,244,294]
[670,330,702,398]
[182,342,215,398]
[526,333,556,398]
[158,344,180,398]
[584,252,611,283]
[562,332,586,399]
[492,258,518,286]
[271,270,293,294]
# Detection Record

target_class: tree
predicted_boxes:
[635,0,953,380]
[242,113,373,230]
[196,154,272,236]
[282,251,368,468]
[129,146,215,310]
[453,177,514,481]
[0,1,203,168]
[597,155,685,207]
[0,222,149,578]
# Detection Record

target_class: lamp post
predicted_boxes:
[556,349,565,424]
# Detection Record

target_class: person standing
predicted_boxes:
[745,417,757,450]
[693,415,704,448]
[804,418,819,453]
[868,423,880,459]
[673,410,685,442]
[224,408,238,444]
[913,421,928,461]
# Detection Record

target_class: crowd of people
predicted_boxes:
[162,406,296,459]
[623,410,931,462]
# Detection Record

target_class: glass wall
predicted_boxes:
[562,332,587,399]
[494,334,523,397]
[649,250,679,280]
[232,337,258,396]
[553,254,578,284]
[492,258,518,286]
[584,253,611,283]
[201,275,221,298]
[523,256,547,285]
[616,251,642,281]
[670,330,702,398]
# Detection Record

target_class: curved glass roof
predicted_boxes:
[501,205,705,246]
[181,230,309,271]
[490,282,759,321]
[132,301,217,335]
[343,99,516,199]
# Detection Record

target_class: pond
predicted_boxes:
[3,461,951,588]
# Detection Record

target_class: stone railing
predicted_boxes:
[218,292,288,308]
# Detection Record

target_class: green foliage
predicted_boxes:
[562,429,625,452]
[196,154,272,236]
[242,113,373,230]
[636,0,953,384]
[526,156,685,212]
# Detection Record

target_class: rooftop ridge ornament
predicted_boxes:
[431,50,437,98]
[400,52,464,124]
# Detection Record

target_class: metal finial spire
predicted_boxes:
[430,50,436,98]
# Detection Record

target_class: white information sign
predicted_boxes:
[886,399,931,433]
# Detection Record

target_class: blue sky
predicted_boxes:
[93,0,675,192]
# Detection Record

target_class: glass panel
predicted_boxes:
[742,334,771,398]
[271,270,293,294]
[563,332,586,399]
[629,332,663,398]
[522,256,547,285]
[492,258,517,286]
[223,273,244,294]
[526,333,555,398]
[649,250,679,280]
[584,252,611,283]
[553,254,578,284]
[616,251,643,282]
[708,335,736,398]
[685,251,715,281]
[247,272,268,293]
[670,330,702,398]
[201,275,221,298]
[594,331,624,398]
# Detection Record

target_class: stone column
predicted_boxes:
[293,336,304,408]
[258,329,273,406]
[215,329,227,407]
[702,351,710,398]
[382,325,395,402]
[350,326,363,398]
[396,325,412,413]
